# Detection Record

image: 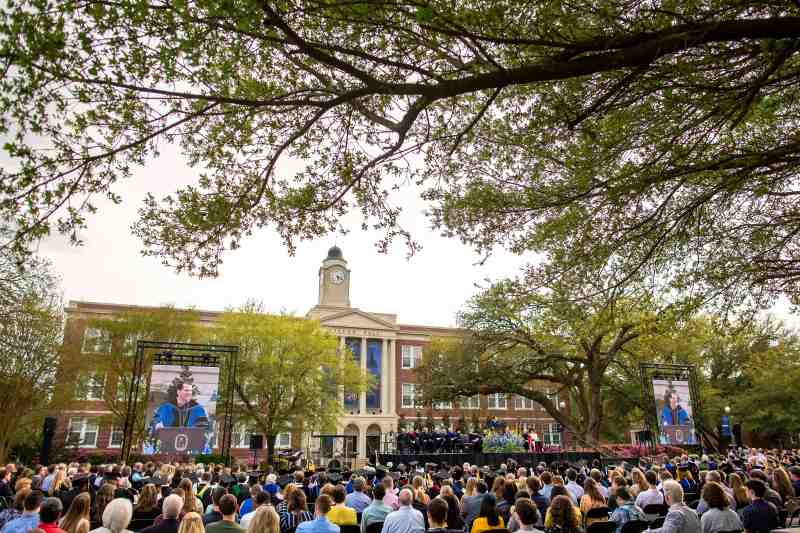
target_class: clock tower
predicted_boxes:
[318,246,351,307]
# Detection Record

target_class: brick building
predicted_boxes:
[58,246,559,461]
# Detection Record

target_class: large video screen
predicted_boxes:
[143,364,219,455]
[652,379,696,445]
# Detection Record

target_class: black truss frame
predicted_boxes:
[639,363,703,453]
[121,341,239,464]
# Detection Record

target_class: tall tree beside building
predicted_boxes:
[0,254,64,463]
[416,279,669,448]
[214,306,368,465]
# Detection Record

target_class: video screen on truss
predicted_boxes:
[652,378,696,445]
[143,364,219,455]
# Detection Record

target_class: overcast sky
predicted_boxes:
[36,145,529,327]
[34,144,799,329]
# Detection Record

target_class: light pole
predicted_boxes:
[724,406,734,447]
[559,400,567,450]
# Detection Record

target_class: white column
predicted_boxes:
[338,337,345,407]
[382,338,389,413]
[360,338,367,414]
[388,339,396,415]
[358,424,367,460]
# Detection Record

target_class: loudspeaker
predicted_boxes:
[732,423,742,445]
[249,434,264,450]
[41,417,57,466]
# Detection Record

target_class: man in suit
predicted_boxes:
[141,495,183,533]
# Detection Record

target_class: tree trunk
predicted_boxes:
[266,434,277,467]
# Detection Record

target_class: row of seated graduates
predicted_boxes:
[395,431,484,454]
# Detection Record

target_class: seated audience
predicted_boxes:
[741,480,779,533]
[325,486,356,526]
[2,490,42,533]
[142,495,183,533]
[60,493,91,533]
[698,482,741,533]
[513,499,543,533]
[296,495,338,533]
[89,498,133,533]
[206,495,244,533]
[39,498,68,533]
[344,479,371,513]
[241,492,271,530]
[471,495,505,533]
[648,481,700,533]
[248,507,280,533]
[609,487,644,533]
[635,471,664,509]
[279,487,312,533]
[360,484,391,533]
[545,495,582,533]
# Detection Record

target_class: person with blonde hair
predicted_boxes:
[49,471,71,498]
[179,479,203,515]
[133,485,161,522]
[177,513,204,533]
[412,477,430,506]
[89,498,133,533]
[60,493,91,533]
[248,507,279,533]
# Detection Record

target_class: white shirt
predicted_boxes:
[636,488,665,509]
[566,481,584,504]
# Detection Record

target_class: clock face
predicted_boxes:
[330,268,346,284]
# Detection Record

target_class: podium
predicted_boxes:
[156,427,206,453]
[660,425,696,445]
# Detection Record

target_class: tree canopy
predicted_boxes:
[2,2,800,304]
[0,251,63,463]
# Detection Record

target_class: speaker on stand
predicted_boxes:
[249,434,264,469]
[41,417,57,466]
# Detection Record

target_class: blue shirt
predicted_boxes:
[297,516,339,533]
[1,513,40,533]
[380,505,424,533]
[345,492,372,512]
[240,499,254,516]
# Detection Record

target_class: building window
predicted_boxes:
[82,327,112,354]
[67,417,99,447]
[401,345,423,369]
[401,383,417,408]
[433,400,452,410]
[232,424,255,449]
[109,426,124,448]
[544,423,562,446]
[75,373,105,401]
[458,395,480,409]
[276,433,291,449]
[487,393,507,410]
[514,395,535,410]
[366,340,382,410]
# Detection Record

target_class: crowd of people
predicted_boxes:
[0,447,798,533]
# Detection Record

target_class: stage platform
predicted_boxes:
[378,451,637,468]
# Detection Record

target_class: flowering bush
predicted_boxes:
[483,432,527,453]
